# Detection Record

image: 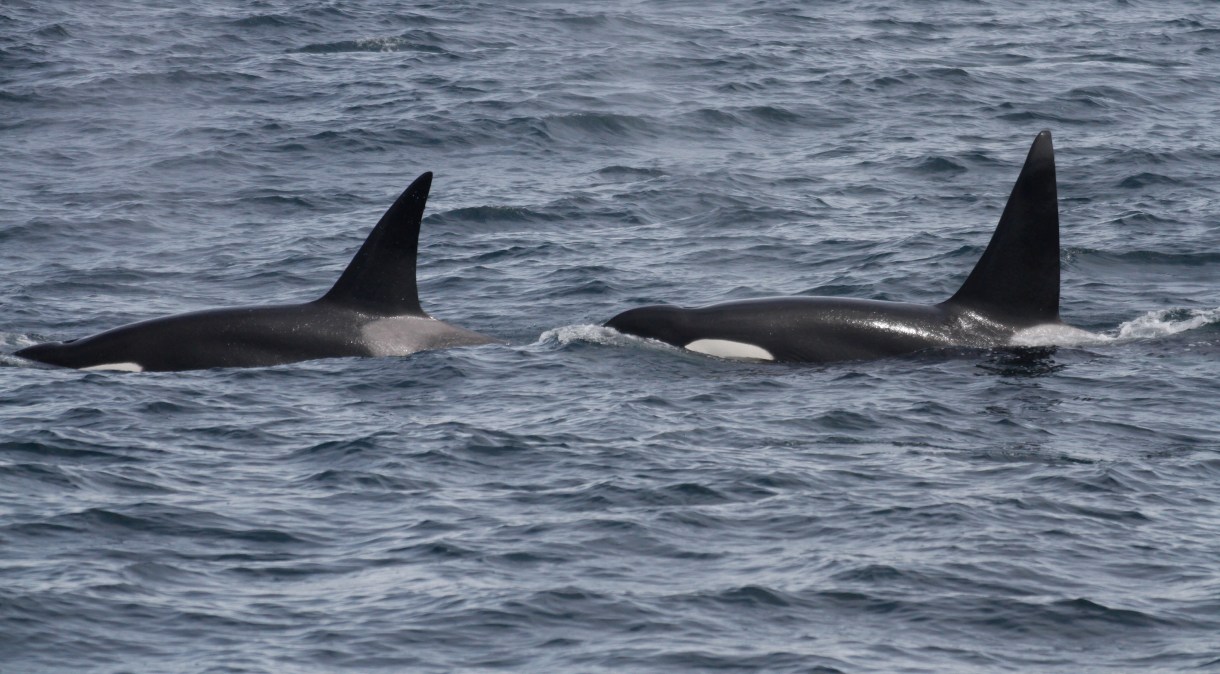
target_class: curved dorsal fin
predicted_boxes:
[319,171,432,315]
[944,130,1059,325]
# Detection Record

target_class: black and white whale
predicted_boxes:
[16,172,498,372]
[605,130,1078,363]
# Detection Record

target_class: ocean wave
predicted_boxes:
[429,205,563,228]
[292,34,450,55]
[4,1,1219,672]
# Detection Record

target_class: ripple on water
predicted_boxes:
[2,1,1220,673]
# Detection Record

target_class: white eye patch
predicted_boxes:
[81,362,144,372]
[684,339,775,361]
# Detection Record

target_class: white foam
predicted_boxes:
[1113,307,1220,340]
[1,332,40,349]
[685,338,775,361]
[1009,308,1220,348]
[538,324,637,348]
[81,362,144,373]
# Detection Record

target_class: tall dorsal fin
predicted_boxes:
[944,130,1059,325]
[319,172,432,315]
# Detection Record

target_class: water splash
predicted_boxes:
[1010,308,1219,347]
[1113,307,1220,340]
[1,332,39,351]
[536,324,640,348]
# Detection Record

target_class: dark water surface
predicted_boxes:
[3,1,1219,672]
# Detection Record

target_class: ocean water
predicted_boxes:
[2,1,1219,671]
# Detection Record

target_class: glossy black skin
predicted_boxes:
[605,130,1064,364]
[15,172,497,372]
[16,302,370,371]
[15,299,494,371]
[605,297,1026,363]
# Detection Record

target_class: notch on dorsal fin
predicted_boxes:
[319,171,432,315]
[943,130,1059,325]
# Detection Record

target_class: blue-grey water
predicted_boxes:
[3,1,1219,672]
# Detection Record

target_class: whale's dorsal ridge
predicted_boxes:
[944,129,1059,325]
[319,171,432,316]
[14,170,502,372]
[603,130,1076,364]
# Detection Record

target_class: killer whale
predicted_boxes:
[16,172,498,372]
[605,130,1067,363]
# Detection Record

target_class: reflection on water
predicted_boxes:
[977,347,1065,377]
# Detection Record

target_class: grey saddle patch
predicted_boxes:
[361,316,497,356]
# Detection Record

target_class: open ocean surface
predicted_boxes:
[3,1,1220,672]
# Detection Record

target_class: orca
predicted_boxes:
[16,172,498,372]
[605,130,1070,363]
